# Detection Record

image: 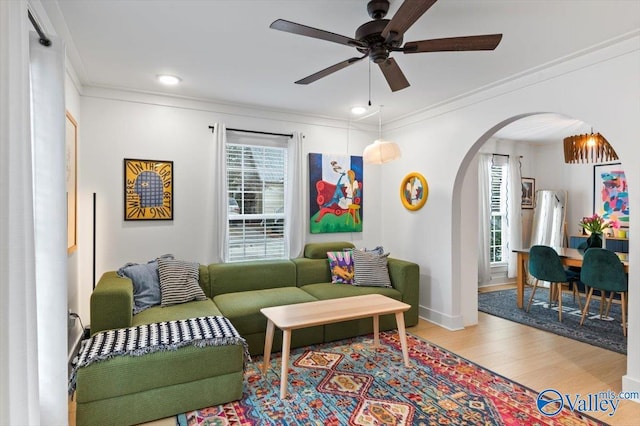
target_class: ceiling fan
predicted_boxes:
[270,0,503,92]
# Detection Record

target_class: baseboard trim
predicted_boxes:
[622,375,640,402]
[419,306,464,331]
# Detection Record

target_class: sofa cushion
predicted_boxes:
[300,283,402,301]
[213,287,318,335]
[292,258,332,287]
[158,258,207,307]
[209,260,297,296]
[327,250,355,284]
[304,241,354,259]
[352,250,392,287]
[75,343,243,403]
[132,299,222,327]
[117,254,174,314]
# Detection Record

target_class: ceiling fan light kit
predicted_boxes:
[270,0,502,92]
[563,131,618,164]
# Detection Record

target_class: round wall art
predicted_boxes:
[400,172,428,211]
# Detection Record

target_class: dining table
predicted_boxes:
[513,247,629,309]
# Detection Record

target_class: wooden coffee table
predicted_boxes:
[260,294,412,398]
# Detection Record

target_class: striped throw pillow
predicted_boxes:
[157,258,207,307]
[352,249,392,288]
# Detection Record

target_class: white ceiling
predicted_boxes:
[41,0,639,139]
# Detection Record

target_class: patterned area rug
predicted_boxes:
[478,287,626,354]
[177,331,606,425]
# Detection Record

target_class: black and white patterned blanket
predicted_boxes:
[68,316,250,394]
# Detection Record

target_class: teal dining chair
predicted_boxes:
[579,248,628,336]
[527,245,581,322]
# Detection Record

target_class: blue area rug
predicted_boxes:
[478,287,626,354]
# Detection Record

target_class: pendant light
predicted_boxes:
[363,106,401,164]
[563,129,618,164]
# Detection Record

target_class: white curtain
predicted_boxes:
[212,123,229,263]
[506,156,523,278]
[0,2,67,424]
[285,132,304,258]
[477,154,492,284]
[0,2,40,423]
[213,127,303,261]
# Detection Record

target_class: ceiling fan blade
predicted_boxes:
[295,56,366,85]
[381,0,438,41]
[403,34,503,53]
[378,58,410,92]
[270,19,365,48]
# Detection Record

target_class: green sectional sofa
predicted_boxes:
[76,241,419,426]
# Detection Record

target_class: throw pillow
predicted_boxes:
[117,254,174,314]
[352,249,392,288]
[327,250,355,284]
[157,258,207,307]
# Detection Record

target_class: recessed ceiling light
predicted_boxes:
[351,106,367,115]
[157,74,181,85]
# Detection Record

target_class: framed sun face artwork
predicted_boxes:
[124,158,173,220]
[400,172,428,211]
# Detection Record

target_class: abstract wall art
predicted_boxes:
[308,153,363,233]
[401,172,428,211]
[593,163,629,227]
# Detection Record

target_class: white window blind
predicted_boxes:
[226,140,287,262]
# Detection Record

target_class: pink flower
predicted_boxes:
[579,213,614,234]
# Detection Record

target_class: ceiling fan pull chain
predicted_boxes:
[368,60,372,106]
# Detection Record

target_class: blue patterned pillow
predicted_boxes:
[327,250,355,284]
[117,254,174,314]
[363,245,384,255]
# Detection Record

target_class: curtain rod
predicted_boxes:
[208,125,293,139]
[28,10,51,47]
[492,153,523,158]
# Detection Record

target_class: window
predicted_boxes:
[226,141,287,262]
[490,160,508,264]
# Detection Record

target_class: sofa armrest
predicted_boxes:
[387,258,420,326]
[90,271,134,335]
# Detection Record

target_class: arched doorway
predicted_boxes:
[452,112,628,330]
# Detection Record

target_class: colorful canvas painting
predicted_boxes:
[308,153,363,233]
[593,163,629,227]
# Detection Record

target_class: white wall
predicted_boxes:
[75,89,381,322]
[64,68,82,357]
[381,35,640,393]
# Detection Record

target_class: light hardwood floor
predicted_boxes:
[69,308,639,425]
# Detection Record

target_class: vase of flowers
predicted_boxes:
[579,214,618,250]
